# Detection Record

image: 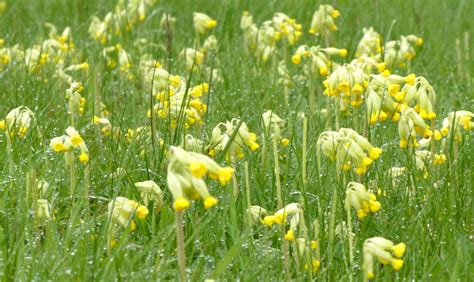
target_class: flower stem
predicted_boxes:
[175,211,186,281]
[346,206,354,281]
[272,134,283,208]
[70,158,76,197]
[302,116,308,188]
[273,134,291,279]
[244,161,252,227]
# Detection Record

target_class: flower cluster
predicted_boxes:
[89,0,156,44]
[355,27,423,69]
[167,146,234,211]
[0,106,35,139]
[240,12,302,62]
[345,182,381,219]
[363,237,406,279]
[262,203,303,241]
[209,118,260,160]
[262,110,289,146]
[317,128,382,174]
[134,180,164,211]
[146,67,209,129]
[50,127,89,164]
[292,45,347,77]
[309,4,340,36]
[193,12,217,35]
[108,196,149,231]
[441,110,473,141]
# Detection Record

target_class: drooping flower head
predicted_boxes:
[134,180,164,211]
[309,5,340,36]
[167,146,234,211]
[50,127,89,164]
[345,182,381,219]
[1,106,35,139]
[209,118,260,161]
[193,12,217,35]
[108,197,149,231]
[363,237,406,279]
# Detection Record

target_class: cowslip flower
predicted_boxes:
[414,150,447,178]
[108,197,149,231]
[324,64,369,109]
[209,118,259,160]
[262,203,302,241]
[316,130,339,161]
[1,106,35,139]
[398,108,432,148]
[339,128,382,160]
[262,110,285,139]
[36,199,53,223]
[384,35,423,68]
[247,205,267,224]
[155,82,208,129]
[145,67,181,95]
[50,127,89,164]
[292,45,347,77]
[88,0,156,43]
[296,237,321,272]
[389,166,406,187]
[363,237,406,279]
[440,110,473,141]
[180,48,204,71]
[240,11,258,51]
[271,13,302,46]
[66,82,85,116]
[193,13,217,35]
[183,134,204,153]
[401,76,436,119]
[202,35,218,54]
[167,146,234,212]
[134,180,164,211]
[241,12,290,62]
[92,115,112,136]
[345,182,381,219]
[318,128,381,174]
[160,13,176,29]
[415,150,446,166]
[355,27,382,57]
[309,4,340,36]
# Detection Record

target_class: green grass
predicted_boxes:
[0,0,473,280]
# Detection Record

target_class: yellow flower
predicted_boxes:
[262,215,275,226]
[363,237,407,278]
[284,230,295,241]
[391,259,404,270]
[280,138,290,147]
[291,54,301,64]
[189,162,208,178]
[193,13,218,34]
[136,205,149,219]
[79,152,89,163]
[217,167,234,185]
[346,182,381,219]
[108,197,148,230]
[204,196,218,209]
[173,197,190,212]
[392,243,406,258]
[368,147,382,160]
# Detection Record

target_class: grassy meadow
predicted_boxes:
[0,0,473,280]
